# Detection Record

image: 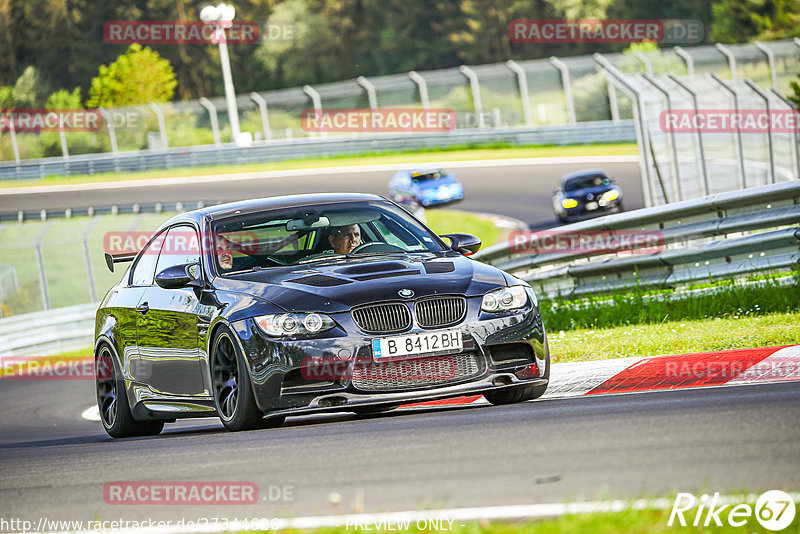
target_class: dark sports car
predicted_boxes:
[552,169,624,223]
[95,193,549,438]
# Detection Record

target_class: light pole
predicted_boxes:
[200,2,244,145]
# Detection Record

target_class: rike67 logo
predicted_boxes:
[669,491,796,531]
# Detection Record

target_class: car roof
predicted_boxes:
[158,193,387,227]
[561,169,608,182]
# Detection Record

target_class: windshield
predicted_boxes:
[211,200,446,275]
[564,175,611,191]
[411,170,446,183]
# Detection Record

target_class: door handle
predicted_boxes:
[136,302,150,315]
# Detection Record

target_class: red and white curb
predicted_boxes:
[409,344,800,408]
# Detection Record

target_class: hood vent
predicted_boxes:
[423,261,455,274]
[335,261,409,275]
[353,269,421,281]
[288,274,351,287]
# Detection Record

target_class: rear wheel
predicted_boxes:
[95,344,164,438]
[211,327,283,431]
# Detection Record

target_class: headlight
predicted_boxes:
[561,198,578,209]
[602,189,620,202]
[255,313,335,337]
[481,286,529,313]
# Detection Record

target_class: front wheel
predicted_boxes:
[485,337,550,405]
[211,326,280,431]
[484,384,543,405]
[96,344,164,438]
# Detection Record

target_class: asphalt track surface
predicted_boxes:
[0,159,643,228]
[0,379,798,522]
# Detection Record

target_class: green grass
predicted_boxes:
[425,209,503,250]
[0,212,176,315]
[548,311,800,363]
[0,143,637,188]
[539,276,800,332]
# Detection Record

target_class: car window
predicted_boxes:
[564,175,610,191]
[154,225,201,279]
[411,170,444,183]
[129,229,167,286]
[211,200,446,274]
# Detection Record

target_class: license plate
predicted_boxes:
[585,201,599,211]
[372,329,462,359]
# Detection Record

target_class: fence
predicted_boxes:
[474,181,800,298]
[595,47,800,211]
[1,39,798,175]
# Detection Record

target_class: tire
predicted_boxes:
[95,344,164,438]
[353,405,399,417]
[484,384,540,405]
[484,335,550,406]
[211,326,276,431]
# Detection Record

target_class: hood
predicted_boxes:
[212,252,506,314]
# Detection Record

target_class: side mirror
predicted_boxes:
[155,262,203,289]
[440,233,481,256]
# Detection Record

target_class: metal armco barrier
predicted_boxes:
[474,181,800,297]
[0,302,97,357]
[0,122,634,181]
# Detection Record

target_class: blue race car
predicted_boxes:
[389,168,464,208]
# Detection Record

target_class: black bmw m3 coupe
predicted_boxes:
[95,193,549,437]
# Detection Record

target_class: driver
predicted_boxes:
[216,235,234,270]
[328,224,361,254]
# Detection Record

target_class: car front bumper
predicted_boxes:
[231,299,548,414]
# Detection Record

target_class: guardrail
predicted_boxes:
[474,181,800,297]
[0,302,96,357]
[0,121,635,181]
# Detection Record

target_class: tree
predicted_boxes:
[790,67,800,108]
[46,88,83,109]
[12,66,52,108]
[87,44,177,107]
[710,0,800,43]
[0,87,15,108]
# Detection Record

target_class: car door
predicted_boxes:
[135,225,206,397]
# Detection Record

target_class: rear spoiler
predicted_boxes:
[104,252,137,273]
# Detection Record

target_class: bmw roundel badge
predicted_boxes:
[398,289,414,298]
